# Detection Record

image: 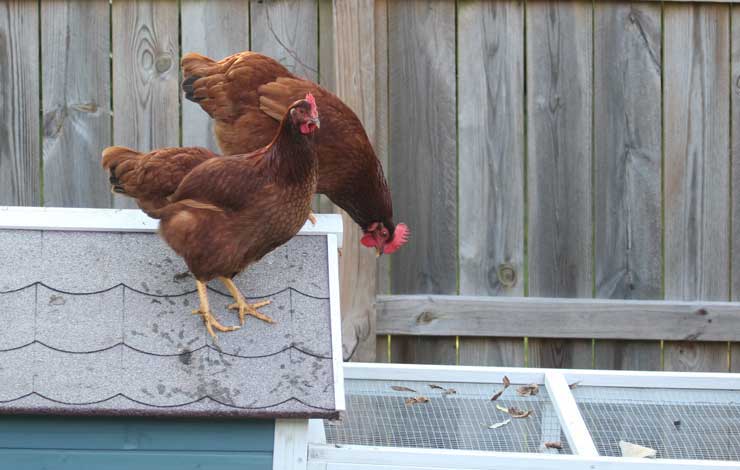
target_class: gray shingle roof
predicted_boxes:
[0,216,341,419]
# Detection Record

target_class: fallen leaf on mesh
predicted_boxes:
[391,386,417,393]
[490,390,504,401]
[568,381,581,390]
[496,404,532,418]
[428,384,445,390]
[428,384,457,396]
[503,376,511,388]
[544,441,563,450]
[487,419,511,429]
[517,384,540,396]
[619,441,656,459]
[404,396,430,405]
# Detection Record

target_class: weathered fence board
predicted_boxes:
[457,0,525,367]
[112,0,179,209]
[181,1,249,151]
[526,1,593,368]
[663,3,730,372]
[388,0,457,364]
[0,1,40,206]
[731,4,740,369]
[593,2,663,371]
[377,295,740,341]
[41,0,111,208]
[333,0,379,362]
[250,0,318,81]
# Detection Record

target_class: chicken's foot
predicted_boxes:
[220,277,275,326]
[308,211,317,225]
[193,280,240,339]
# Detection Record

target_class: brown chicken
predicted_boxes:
[102,95,321,338]
[182,51,408,255]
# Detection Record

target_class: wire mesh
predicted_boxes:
[572,386,740,461]
[325,378,571,454]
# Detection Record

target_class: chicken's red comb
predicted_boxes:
[383,223,409,254]
[305,93,318,119]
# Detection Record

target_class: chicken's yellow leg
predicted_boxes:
[192,280,240,338]
[220,277,274,326]
[308,211,317,225]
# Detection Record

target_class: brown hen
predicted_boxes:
[182,51,408,255]
[102,95,320,338]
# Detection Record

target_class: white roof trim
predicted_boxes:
[0,206,344,248]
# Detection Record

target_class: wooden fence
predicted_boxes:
[3,0,740,372]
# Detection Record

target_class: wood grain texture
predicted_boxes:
[375,0,391,297]
[42,0,111,208]
[112,0,180,209]
[0,1,40,206]
[732,5,740,368]
[250,0,318,81]
[377,295,740,341]
[457,0,525,367]
[663,4,730,372]
[333,0,378,362]
[593,2,662,371]
[315,0,336,213]
[181,1,249,152]
[388,0,457,364]
[526,1,593,368]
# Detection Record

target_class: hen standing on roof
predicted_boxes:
[181,51,409,256]
[102,95,320,338]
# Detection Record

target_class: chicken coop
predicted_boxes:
[0,206,344,469]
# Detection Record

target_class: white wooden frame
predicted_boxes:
[307,362,740,470]
[0,206,344,247]
[275,419,310,470]
[327,234,346,412]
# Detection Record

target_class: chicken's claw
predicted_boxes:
[308,211,317,225]
[227,299,274,325]
[192,308,240,339]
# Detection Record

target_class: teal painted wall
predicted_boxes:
[0,416,274,470]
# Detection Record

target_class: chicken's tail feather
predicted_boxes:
[101,146,144,195]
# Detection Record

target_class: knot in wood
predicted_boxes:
[155,54,173,74]
[416,311,435,324]
[497,263,517,288]
[695,308,708,316]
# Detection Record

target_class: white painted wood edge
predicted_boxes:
[544,372,598,457]
[274,418,310,470]
[308,419,327,444]
[0,206,344,247]
[308,443,740,469]
[342,362,740,390]
[327,234,346,411]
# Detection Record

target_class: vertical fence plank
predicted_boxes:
[112,0,180,209]
[181,1,249,151]
[526,1,593,369]
[250,0,318,82]
[731,5,740,373]
[0,1,40,206]
[41,0,111,208]
[333,0,379,362]
[457,0,525,367]
[316,0,337,213]
[593,2,662,371]
[388,0,457,365]
[663,4,730,372]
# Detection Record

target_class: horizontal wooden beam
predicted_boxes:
[376,295,740,341]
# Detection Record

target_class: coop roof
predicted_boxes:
[0,206,344,420]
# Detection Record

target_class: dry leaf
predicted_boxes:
[517,384,540,397]
[490,389,504,401]
[404,396,430,405]
[568,381,581,390]
[488,419,511,429]
[495,404,509,413]
[428,384,445,390]
[503,376,511,388]
[544,441,563,450]
[442,388,457,396]
[391,386,417,393]
[508,406,532,418]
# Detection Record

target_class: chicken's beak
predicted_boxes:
[311,117,321,129]
[375,246,383,258]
